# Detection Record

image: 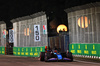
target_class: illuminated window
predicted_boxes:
[78,16,90,28]
[24,28,31,36]
[27,28,29,36]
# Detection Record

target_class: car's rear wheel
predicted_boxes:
[67,52,73,62]
[45,52,50,62]
[40,52,45,61]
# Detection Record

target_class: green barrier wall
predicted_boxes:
[0,47,5,55]
[13,46,45,57]
[69,43,100,57]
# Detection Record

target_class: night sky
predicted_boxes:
[0,0,99,29]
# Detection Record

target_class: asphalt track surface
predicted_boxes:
[0,55,100,66]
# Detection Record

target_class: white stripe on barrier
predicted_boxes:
[73,55,100,59]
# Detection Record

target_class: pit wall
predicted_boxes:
[69,43,100,57]
[13,46,45,57]
[0,47,5,55]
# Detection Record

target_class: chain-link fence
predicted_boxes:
[11,12,48,47]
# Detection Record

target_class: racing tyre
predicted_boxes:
[45,52,50,62]
[40,52,45,61]
[67,52,73,62]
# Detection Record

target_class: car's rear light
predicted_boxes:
[45,46,47,50]
[54,50,57,53]
[45,46,47,53]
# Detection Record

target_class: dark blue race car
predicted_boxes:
[40,48,73,62]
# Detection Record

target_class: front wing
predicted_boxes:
[47,54,72,61]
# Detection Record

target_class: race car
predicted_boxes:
[40,47,73,62]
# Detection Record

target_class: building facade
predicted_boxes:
[65,2,100,57]
[0,21,6,55]
[11,12,48,57]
